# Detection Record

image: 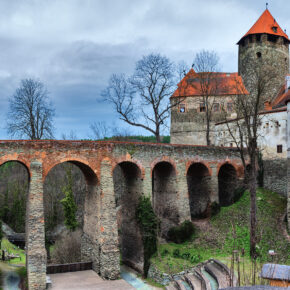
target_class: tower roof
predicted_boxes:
[238,9,289,44]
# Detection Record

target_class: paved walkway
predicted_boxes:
[50,270,135,290]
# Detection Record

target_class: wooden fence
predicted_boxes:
[47,261,93,274]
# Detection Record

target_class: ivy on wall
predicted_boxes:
[136,196,158,277]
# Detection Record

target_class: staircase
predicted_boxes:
[165,259,236,290]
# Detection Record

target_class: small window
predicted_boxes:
[272,26,278,33]
[230,143,233,147]
[179,103,186,113]
[277,145,283,153]
[213,103,220,112]
[256,52,262,58]
[227,102,233,112]
[256,34,261,42]
[200,103,206,112]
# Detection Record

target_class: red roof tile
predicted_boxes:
[238,9,289,44]
[269,75,290,109]
[172,69,248,98]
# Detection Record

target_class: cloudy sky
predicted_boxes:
[0,0,289,139]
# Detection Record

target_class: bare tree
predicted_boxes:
[220,56,279,257]
[7,79,55,140]
[193,50,221,145]
[89,121,111,140]
[102,53,182,142]
[61,130,78,140]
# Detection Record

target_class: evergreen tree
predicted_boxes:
[61,166,78,231]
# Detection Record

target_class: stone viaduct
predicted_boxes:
[0,140,245,289]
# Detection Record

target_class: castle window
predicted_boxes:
[227,102,233,112]
[256,52,262,58]
[277,144,282,153]
[200,102,206,112]
[213,103,220,112]
[179,103,186,113]
[272,26,278,33]
[256,34,261,42]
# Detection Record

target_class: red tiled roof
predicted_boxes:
[172,69,248,98]
[238,9,289,44]
[268,75,290,109]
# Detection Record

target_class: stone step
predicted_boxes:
[174,279,188,290]
[208,259,237,287]
[184,272,204,289]
[165,281,179,290]
[195,268,211,290]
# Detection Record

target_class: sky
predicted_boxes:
[0,0,289,139]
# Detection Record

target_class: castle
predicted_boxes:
[170,9,290,153]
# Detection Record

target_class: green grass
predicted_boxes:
[1,238,26,265]
[151,188,289,275]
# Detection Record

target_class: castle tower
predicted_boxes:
[238,9,289,100]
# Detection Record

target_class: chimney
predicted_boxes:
[286,75,290,93]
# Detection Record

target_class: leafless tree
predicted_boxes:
[102,53,182,142]
[193,50,221,145]
[7,79,55,140]
[89,121,111,140]
[220,56,279,257]
[61,130,78,140]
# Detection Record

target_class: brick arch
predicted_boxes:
[216,160,242,178]
[112,156,145,179]
[43,158,98,185]
[150,156,177,177]
[186,160,212,176]
[0,158,31,178]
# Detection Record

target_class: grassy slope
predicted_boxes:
[151,188,289,274]
[1,238,25,266]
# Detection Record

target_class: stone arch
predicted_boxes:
[150,156,177,176]
[113,161,144,273]
[218,163,238,206]
[152,161,179,239]
[43,160,100,268]
[112,155,145,179]
[187,162,211,219]
[44,158,98,183]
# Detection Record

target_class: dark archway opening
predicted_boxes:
[152,162,179,239]
[0,161,29,266]
[187,163,211,219]
[113,161,143,272]
[218,164,237,206]
[43,161,98,265]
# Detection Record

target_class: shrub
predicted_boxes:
[181,252,190,260]
[50,229,82,264]
[167,220,195,244]
[161,249,169,257]
[190,254,201,264]
[173,249,180,258]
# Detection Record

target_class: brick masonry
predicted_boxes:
[0,140,245,289]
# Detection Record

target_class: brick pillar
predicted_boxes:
[99,159,120,279]
[210,165,219,203]
[26,160,47,290]
[142,166,152,198]
[176,162,191,222]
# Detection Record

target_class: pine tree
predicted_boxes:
[61,166,78,231]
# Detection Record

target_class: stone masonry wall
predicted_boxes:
[0,140,246,289]
[263,158,287,197]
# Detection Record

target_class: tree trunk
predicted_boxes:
[249,158,257,258]
[206,118,211,145]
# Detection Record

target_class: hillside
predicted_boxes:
[151,188,289,276]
